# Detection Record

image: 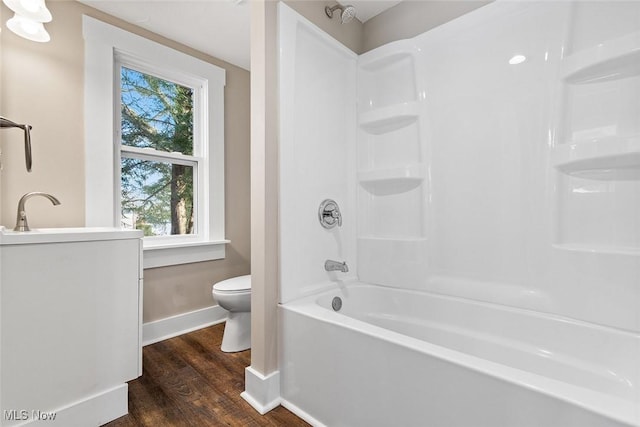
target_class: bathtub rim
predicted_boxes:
[280,281,640,427]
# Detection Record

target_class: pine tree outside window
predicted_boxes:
[119,66,198,238]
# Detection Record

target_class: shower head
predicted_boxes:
[325,3,356,24]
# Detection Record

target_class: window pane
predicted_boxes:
[121,157,194,236]
[121,67,194,155]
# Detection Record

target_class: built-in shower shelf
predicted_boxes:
[358,236,427,243]
[359,102,420,134]
[561,30,640,84]
[359,164,425,195]
[553,244,640,257]
[552,136,640,180]
[359,163,425,183]
[358,39,417,72]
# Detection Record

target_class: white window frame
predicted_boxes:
[83,16,228,268]
[116,55,205,242]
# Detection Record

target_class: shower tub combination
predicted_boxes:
[280,283,639,426]
[277,1,640,426]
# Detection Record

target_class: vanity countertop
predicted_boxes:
[0,226,143,245]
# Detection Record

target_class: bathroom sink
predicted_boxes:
[1,225,142,425]
[0,226,143,245]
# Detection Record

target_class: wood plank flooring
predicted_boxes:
[104,324,309,427]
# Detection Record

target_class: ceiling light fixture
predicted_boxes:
[6,12,50,42]
[3,0,51,22]
[3,0,51,43]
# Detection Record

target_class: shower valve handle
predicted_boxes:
[319,199,342,228]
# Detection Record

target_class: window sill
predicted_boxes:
[143,239,230,269]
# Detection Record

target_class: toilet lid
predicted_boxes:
[213,275,251,292]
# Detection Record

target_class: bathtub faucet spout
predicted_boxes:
[325,259,349,273]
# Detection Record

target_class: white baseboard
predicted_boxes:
[143,305,227,346]
[16,384,128,426]
[281,399,326,427]
[240,367,281,415]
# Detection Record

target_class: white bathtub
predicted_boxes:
[279,283,640,427]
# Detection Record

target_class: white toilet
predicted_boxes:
[212,275,251,352]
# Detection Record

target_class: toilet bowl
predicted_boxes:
[212,275,251,352]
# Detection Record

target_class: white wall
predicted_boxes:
[279,4,358,303]
[279,0,640,333]
[357,1,640,332]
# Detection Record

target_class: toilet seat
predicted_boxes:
[214,289,249,295]
[213,275,251,293]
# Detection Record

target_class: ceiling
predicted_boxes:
[79,1,402,71]
[79,0,252,70]
[348,0,402,23]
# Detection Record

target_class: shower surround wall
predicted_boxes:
[356,39,430,288]
[357,0,640,332]
[281,0,640,329]
[278,1,640,425]
[278,4,358,304]
[417,1,640,332]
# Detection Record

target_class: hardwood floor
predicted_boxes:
[104,324,309,427]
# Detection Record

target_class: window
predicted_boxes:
[118,64,198,238]
[83,16,227,267]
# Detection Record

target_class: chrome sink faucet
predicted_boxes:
[14,192,61,232]
[0,116,33,172]
[325,259,349,273]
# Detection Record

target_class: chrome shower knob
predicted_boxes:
[319,199,342,229]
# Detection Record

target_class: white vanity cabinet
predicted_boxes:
[0,227,143,426]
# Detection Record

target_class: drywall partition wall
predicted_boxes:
[278,3,358,303]
[248,0,280,389]
[357,1,640,332]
